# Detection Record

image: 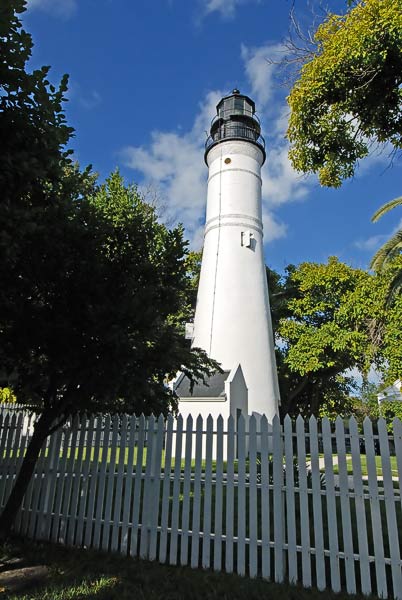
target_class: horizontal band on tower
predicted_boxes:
[204,220,263,237]
[206,212,263,229]
[208,167,262,185]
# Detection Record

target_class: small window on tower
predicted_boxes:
[241,231,253,248]
[224,157,231,164]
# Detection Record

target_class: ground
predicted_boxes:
[0,538,376,600]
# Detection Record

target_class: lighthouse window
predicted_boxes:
[241,231,253,248]
[224,158,231,164]
[234,97,244,113]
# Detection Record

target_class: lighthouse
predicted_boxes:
[176,90,280,424]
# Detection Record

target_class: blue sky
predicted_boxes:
[23,0,402,274]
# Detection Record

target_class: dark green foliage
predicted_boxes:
[0,1,218,536]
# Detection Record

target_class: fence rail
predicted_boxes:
[0,409,401,598]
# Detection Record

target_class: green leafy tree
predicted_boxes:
[274,258,369,416]
[287,0,402,188]
[275,257,402,416]
[0,2,217,537]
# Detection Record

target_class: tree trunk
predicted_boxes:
[0,411,53,539]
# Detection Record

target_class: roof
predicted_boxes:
[174,371,230,399]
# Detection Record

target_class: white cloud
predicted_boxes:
[27,0,77,18]
[121,43,311,247]
[202,0,260,20]
[355,218,402,253]
[240,43,284,111]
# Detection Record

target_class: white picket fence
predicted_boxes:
[0,408,401,598]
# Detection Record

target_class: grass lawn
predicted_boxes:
[0,538,376,600]
[331,454,399,478]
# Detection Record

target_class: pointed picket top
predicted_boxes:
[272,414,280,428]
[227,414,234,432]
[363,415,372,428]
[157,413,164,428]
[249,413,257,433]
[296,413,304,427]
[207,414,213,428]
[166,413,174,427]
[348,415,358,430]
[238,412,246,431]
[322,415,331,429]
[284,414,292,427]
[261,413,268,429]
[392,416,402,430]
[217,414,223,428]
[335,416,345,437]
[308,414,317,427]
[185,414,193,432]
[196,414,203,429]
[176,413,183,428]
[377,417,387,432]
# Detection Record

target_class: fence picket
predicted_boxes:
[237,414,247,577]
[84,416,103,549]
[120,415,137,555]
[322,417,341,593]
[169,415,183,565]
[363,417,387,598]
[140,415,156,559]
[42,427,63,541]
[393,418,402,511]
[130,414,145,557]
[159,414,174,563]
[296,415,311,588]
[349,417,371,596]
[2,413,23,509]
[180,415,193,566]
[190,415,203,568]
[308,415,325,591]
[273,415,284,583]
[248,415,258,578]
[202,415,213,570]
[111,414,128,553]
[58,417,80,544]
[51,426,73,544]
[67,415,87,546]
[148,414,165,561]
[225,415,235,573]
[28,435,49,539]
[378,418,402,599]
[0,414,13,505]
[213,415,224,572]
[101,414,119,551]
[284,415,297,585]
[35,425,60,541]
[335,417,356,595]
[260,415,271,580]
[93,415,111,549]
[75,415,95,547]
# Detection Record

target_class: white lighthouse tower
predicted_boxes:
[176,90,280,424]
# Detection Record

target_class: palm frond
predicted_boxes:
[370,229,402,271]
[385,270,402,306]
[371,196,402,222]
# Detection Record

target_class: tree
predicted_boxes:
[370,196,402,299]
[273,257,402,417]
[273,258,369,416]
[286,0,402,187]
[0,2,217,537]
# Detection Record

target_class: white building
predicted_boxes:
[377,379,402,403]
[176,90,280,426]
